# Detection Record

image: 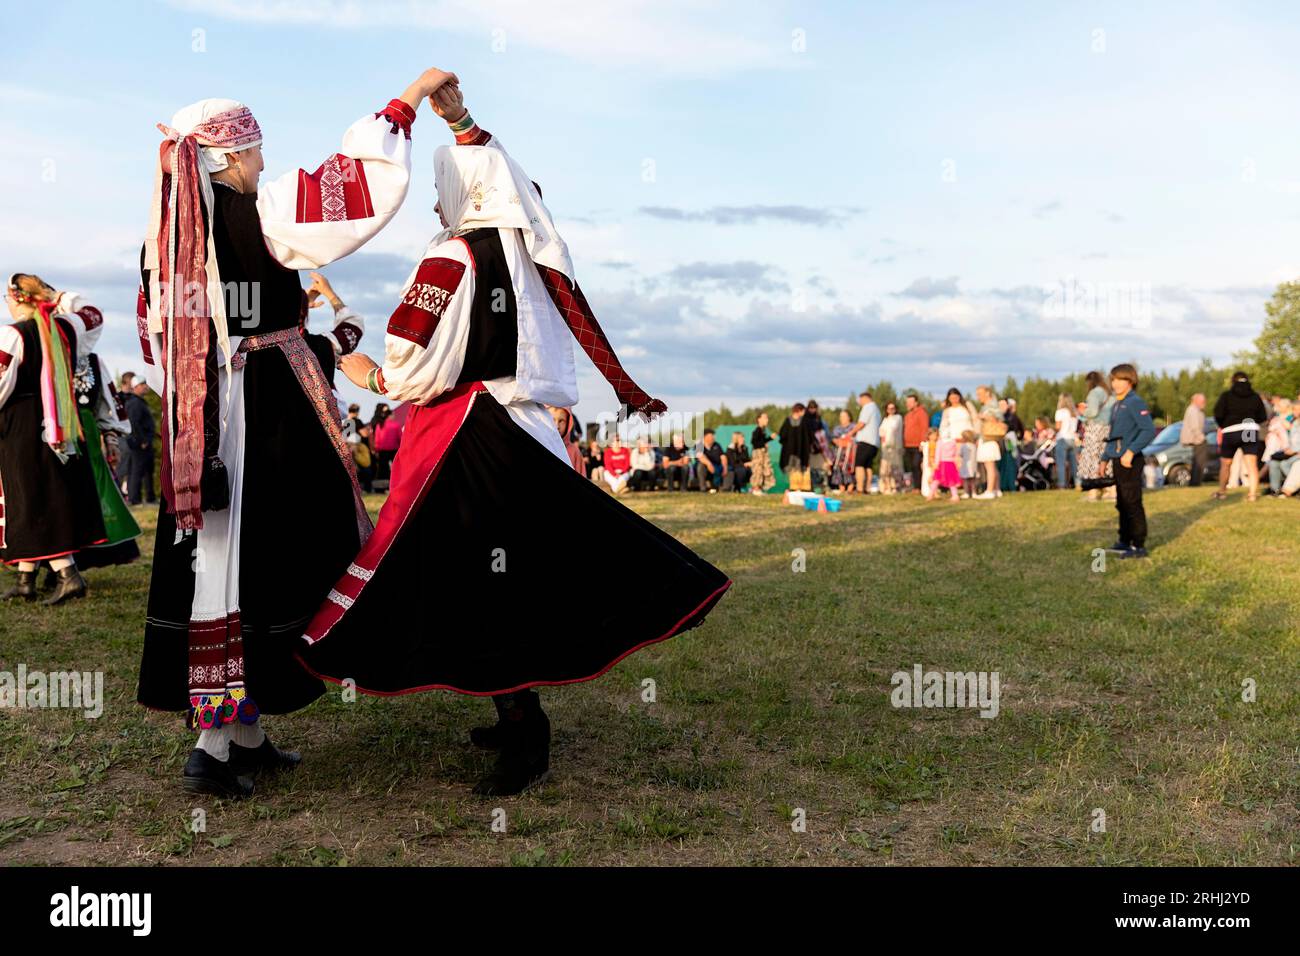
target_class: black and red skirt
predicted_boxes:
[299,381,730,696]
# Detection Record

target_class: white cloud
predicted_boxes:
[165,0,783,73]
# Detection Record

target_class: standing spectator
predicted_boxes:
[779,403,812,491]
[1000,398,1024,442]
[829,409,855,492]
[602,434,632,494]
[663,434,691,491]
[879,400,904,494]
[371,403,401,484]
[1179,393,1208,486]
[548,406,585,476]
[973,384,1005,499]
[1053,393,1079,489]
[116,371,137,495]
[749,412,776,495]
[849,390,881,494]
[123,380,156,505]
[341,403,363,441]
[938,388,976,499]
[804,400,829,491]
[1078,371,1116,501]
[696,428,727,493]
[724,431,752,492]
[352,424,375,492]
[902,393,928,493]
[1212,371,1268,502]
[586,440,605,484]
[1101,364,1157,558]
[629,436,657,491]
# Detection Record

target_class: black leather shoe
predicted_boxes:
[469,694,511,750]
[227,736,301,776]
[469,722,506,750]
[473,692,551,796]
[182,748,254,799]
[2,570,37,601]
[41,566,87,606]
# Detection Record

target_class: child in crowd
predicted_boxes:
[1101,363,1157,558]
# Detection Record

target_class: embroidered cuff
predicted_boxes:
[378,98,417,138]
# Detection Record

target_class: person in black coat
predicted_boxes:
[122,381,156,505]
[1213,371,1269,501]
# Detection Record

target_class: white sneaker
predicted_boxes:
[974,491,997,499]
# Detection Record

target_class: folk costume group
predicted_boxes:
[1,278,141,603]
[3,68,732,798]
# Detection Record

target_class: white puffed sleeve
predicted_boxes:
[256,101,417,270]
[53,292,104,357]
[378,237,475,407]
[0,325,22,409]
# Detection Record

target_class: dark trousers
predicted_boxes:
[903,447,922,490]
[697,465,723,491]
[1114,453,1147,548]
[665,464,689,490]
[724,464,751,491]
[629,468,656,491]
[128,448,155,504]
[1188,442,1208,486]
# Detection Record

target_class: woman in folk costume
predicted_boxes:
[135,68,461,799]
[63,349,142,573]
[299,87,732,797]
[0,275,108,603]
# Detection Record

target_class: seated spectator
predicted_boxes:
[629,437,658,491]
[1267,398,1299,494]
[602,435,632,494]
[696,428,727,493]
[723,431,752,492]
[586,440,605,484]
[663,434,691,491]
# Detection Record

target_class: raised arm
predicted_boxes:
[256,69,459,270]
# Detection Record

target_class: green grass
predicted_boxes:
[0,487,1296,866]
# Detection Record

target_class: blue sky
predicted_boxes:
[4,0,1299,422]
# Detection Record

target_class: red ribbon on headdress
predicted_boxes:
[155,129,213,531]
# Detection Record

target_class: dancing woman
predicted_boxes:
[135,67,461,798]
[299,86,731,796]
[0,276,107,603]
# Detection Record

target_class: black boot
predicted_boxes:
[468,695,511,750]
[182,748,255,799]
[228,735,302,776]
[2,570,37,602]
[41,566,86,606]
[473,690,551,796]
[38,565,58,593]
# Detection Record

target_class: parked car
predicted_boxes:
[1143,418,1219,486]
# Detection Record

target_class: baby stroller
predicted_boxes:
[1017,438,1056,491]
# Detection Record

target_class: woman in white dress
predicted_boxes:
[939,388,977,499]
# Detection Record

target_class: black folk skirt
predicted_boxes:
[0,394,106,564]
[299,381,730,696]
[137,347,364,717]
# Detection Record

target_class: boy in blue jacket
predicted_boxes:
[1102,363,1158,558]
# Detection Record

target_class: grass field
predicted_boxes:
[1,487,1296,866]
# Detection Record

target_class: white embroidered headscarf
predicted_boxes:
[433,142,574,284]
[143,97,262,531]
